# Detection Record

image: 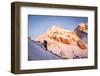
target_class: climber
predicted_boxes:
[42,40,48,50]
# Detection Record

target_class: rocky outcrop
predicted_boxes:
[74,23,88,43]
[77,40,87,49]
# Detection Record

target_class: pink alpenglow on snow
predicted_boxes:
[33,24,88,59]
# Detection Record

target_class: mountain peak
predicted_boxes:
[48,25,62,33]
[74,23,88,43]
[79,23,87,33]
[32,24,88,59]
[36,25,79,45]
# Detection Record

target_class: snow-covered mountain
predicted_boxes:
[35,26,79,45]
[31,24,88,59]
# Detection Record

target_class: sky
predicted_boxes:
[28,15,88,38]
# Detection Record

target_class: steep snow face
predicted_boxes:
[28,37,60,60]
[32,24,88,59]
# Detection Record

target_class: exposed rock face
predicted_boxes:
[74,23,88,43]
[77,40,87,49]
[33,25,88,59]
